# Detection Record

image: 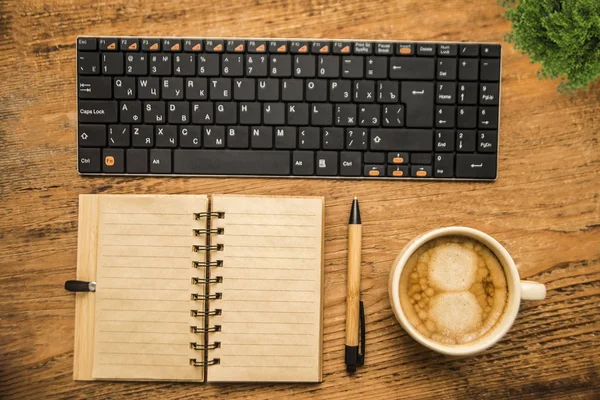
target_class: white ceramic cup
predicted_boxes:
[388,226,546,356]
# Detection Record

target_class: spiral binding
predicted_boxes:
[190,209,224,370]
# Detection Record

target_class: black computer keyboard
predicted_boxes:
[77,37,501,180]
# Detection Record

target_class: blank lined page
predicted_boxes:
[208,195,324,382]
[91,195,207,381]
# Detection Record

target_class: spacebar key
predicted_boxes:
[174,150,291,175]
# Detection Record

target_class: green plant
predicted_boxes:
[500,0,600,93]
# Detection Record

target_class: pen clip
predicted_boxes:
[358,300,365,366]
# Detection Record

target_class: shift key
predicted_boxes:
[78,101,118,123]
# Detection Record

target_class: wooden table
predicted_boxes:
[1,0,599,398]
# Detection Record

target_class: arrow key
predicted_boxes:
[479,106,498,129]
[364,165,384,177]
[410,165,432,178]
[436,106,455,128]
[456,154,497,179]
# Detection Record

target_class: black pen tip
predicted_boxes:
[349,197,361,224]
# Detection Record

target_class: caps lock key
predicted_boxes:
[78,101,118,123]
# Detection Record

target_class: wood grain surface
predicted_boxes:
[1,0,599,398]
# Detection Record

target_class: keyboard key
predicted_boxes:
[79,101,118,123]
[375,43,394,55]
[180,126,202,148]
[387,152,409,164]
[437,59,457,80]
[227,40,245,53]
[78,148,101,172]
[246,54,268,76]
[174,54,195,76]
[437,82,456,104]
[397,43,414,55]
[108,125,130,147]
[79,125,106,147]
[78,52,100,75]
[459,44,478,57]
[163,39,181,52]
[299,127,320,149]
[155,125,177,147]
[102,148,124,172]
[251,126,273,149]
[435,130,454,151]
[438,44,457,56]
[78,76,111,99]
[150,53,171,76]
[227,126,249,148]
[354,42,372,55]
[480,59,500,81]
[481,44,501,57]
[457,130,476,152]
[364,165,384,176]
[99,38,118,51]
[390,58,434,80]
[294,55,316,77]
[388,165,409,177]
[222,54,244,76]
[459,58,479,81]
[434,153,454,177]
[132,125,154,147]
[402,82,434,128]
[290,41,310,54]
[457,106,477,128]
[370,129,433,151]
[275,127,296,149]
[204,126,225,148]
[322,127,344,149]
[479,107,498,128]
[346,128,368,150]
[184,39,203,52]
[411,165,431,177]
[269,41,288,53]
[142,39,160,51]
[342,56,363,78]
[478,130,498,153]
[382,105,404,127]
[126,149,148,173]
[77,37,97,51]
[282,79,303,101]
[270,55,292,77]
[173,150,291,175]
[333,42,351,54]
[311,41,330,54]
[318,56,339,78]
[378,81,399,103]
[198,54,220,76]
[150,149,172,173]
[316,151,338,175]
[458,82,478,104]
[247,40,267,53]
[363,152,385,163]
[340,152,362,176]
[455,154,497,179]
[293,151,314,175]
[206,39,224,52]
[416,44,435,56]
[102,53,123,75]
[411,153,432,164]
[480,83,499,105]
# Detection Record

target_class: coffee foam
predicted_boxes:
[399,236,508,345]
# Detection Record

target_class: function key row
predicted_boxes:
[78,37,500,57]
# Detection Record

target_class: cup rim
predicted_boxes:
[389,226,522,356]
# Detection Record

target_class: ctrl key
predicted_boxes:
[78,148,101,173]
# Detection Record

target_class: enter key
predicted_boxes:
[401,81,433,128]
[456,154,497,179]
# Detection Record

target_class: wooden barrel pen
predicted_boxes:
[345,196,365,372]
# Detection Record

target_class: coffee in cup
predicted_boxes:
[399,236,508,345]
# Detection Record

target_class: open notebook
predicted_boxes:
[73,194,324,382]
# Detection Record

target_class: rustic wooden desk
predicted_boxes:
[1,0,599,398]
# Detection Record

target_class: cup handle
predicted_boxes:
[520,280,546,300]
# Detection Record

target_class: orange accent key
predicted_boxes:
[105,156,115,166]
[256,44,265,52]
[416,170,428,177]
[234,44,244,52]
[368,170,380,176]
[128,42,137,50]
[392,170,404,177]
[392,157,404,164]
[149,43,159,51]
[400,47,412,55]
[171,43,180,51]
[341,45,350,53]
[277,45,286,52]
